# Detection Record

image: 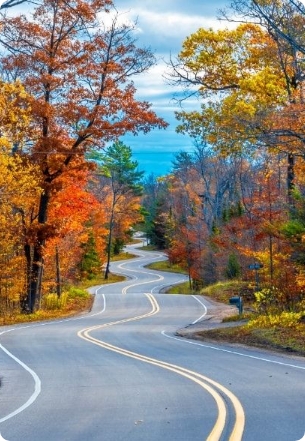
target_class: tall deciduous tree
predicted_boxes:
[223,0,305,200]
[169,19,305,206]
[0,0,167,311]
[0,81,42,312]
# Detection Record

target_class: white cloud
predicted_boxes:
[103,7,232,53]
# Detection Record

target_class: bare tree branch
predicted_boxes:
[0,0,32,9]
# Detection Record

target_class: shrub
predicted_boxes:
[66,287,89,299]
[248,311,303,329]
[44,292,68,310]
[254,287,285,313]
[225,253,241,279]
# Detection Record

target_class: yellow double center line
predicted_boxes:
[78,294,245,440]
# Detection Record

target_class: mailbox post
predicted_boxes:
[229,296,243,315]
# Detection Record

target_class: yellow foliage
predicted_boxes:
[0,80,32,147]
[179,23,282,99]
[248,311,303,329]
[296,270,305,290]
[0,82,42,309]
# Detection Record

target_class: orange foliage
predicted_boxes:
[0,0,167,309]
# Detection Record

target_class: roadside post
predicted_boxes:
[229,296,243,315]
[248,262,263,291]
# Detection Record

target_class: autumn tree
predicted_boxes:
[0,0,167,311]
[0,81,42,313]
[226,0,305,58]
[168,17,305,202]
[223,0,305,199]
[43,166,99,296]
[159,2,305,303]
[169,22,290,157]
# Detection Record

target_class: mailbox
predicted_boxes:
[229,296,243,314]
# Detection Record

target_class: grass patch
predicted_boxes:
[0,287,93,326]
[166,281,195,295]
[222,313,249,323]
[0,271,127,326]
[146,261,196,294]
[111,252,137,261]
[195,324,305,356]
[127,238,143,245]
[146,260,187,274]
[140,244,159,251]
[76,272,125,289]
[201,280,250,303]
[194,279,305,356]
[145,259,194,294]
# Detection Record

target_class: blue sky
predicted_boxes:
[112,0,229,176]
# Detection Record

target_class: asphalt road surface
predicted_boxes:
[0,244,305,441]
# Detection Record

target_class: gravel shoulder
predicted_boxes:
[176,296,246,338]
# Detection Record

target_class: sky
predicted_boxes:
[110,0,229,176]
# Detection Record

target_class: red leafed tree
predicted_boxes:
[213,159,290,286]
[0,0,167,311]
[164,172,209,288]
[43,166,99,296]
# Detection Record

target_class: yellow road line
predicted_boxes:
[77,293,245,440]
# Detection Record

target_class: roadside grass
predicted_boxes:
[111,251,137,261]
[145,260,194,294]
[196,323,305,356]
[166,281,195,295]
[146,259,187,274]
[141,244,159,251]
[200,280,250,303]
[3,247,305,357]
[0,287,93,326]
[0,266,126,326]
[192,280,305,356]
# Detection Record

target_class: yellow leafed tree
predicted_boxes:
[0,81,42,316]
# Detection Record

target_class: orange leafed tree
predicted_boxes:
[43,166,99,294]
[0,0,167,311]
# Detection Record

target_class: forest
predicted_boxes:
[141,0,305,329]
[0,0,305,334]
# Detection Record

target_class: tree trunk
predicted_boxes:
[23,242,41,313]
[23,189,49,312]
[104,205,115,280]
[287,152,295,207]
[55,245,61,298]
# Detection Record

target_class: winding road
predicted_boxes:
[0,244,305,441]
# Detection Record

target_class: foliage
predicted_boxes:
[145,259,187,274]
[247,311,303,329]
[0,0,167,311]
[254,287,286,313]
[165,0,305,319]
[225,254,241,279]
[201,280,249,303]
[79,231,101,280]
[99,141,144,195]
[43,292,68,310]
[94,141,145,278]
